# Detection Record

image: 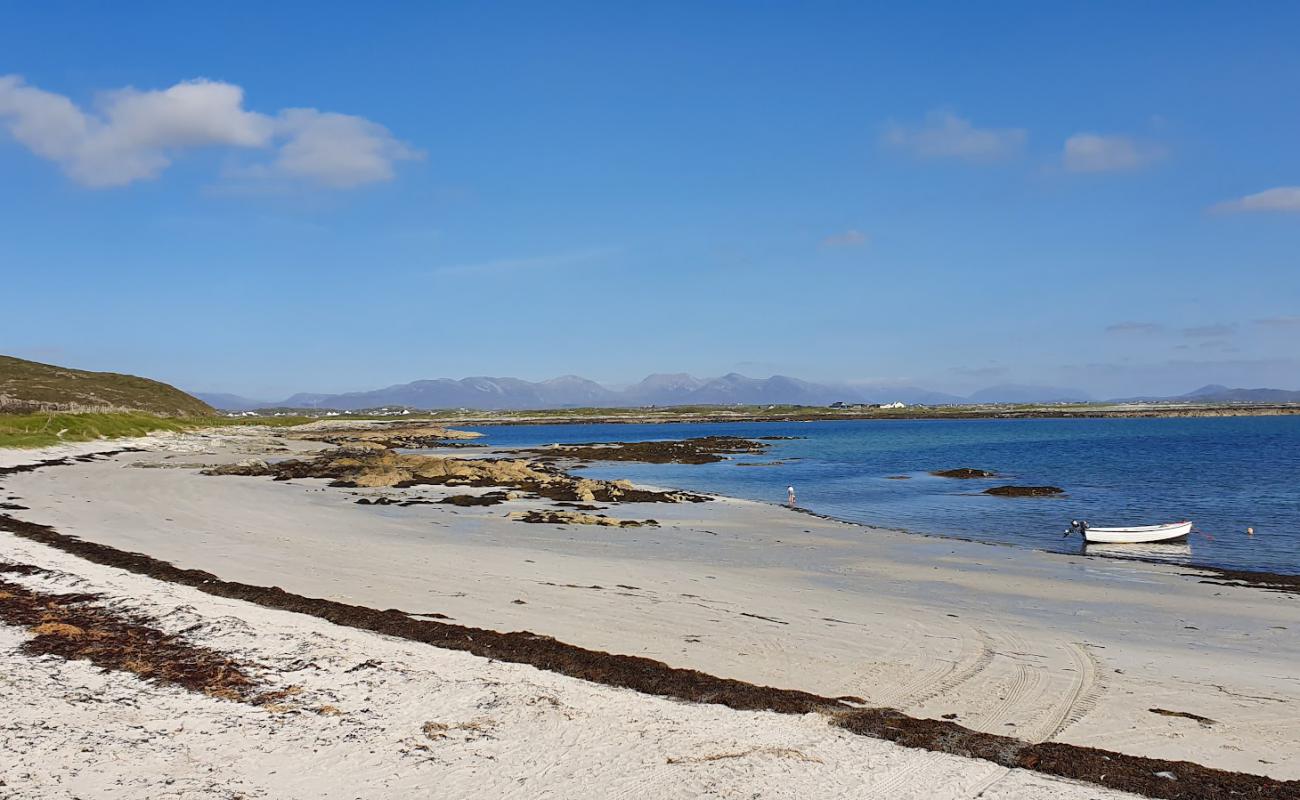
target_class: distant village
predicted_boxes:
[828,401,907,410]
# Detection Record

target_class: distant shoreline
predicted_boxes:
[424,403,1300,427]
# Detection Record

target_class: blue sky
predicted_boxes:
[2,1,1298,399]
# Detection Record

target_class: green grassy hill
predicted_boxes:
[0,355,214,416]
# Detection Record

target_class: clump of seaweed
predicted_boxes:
[0,561,268,703]
[508,510,656,527]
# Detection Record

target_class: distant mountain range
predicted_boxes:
[192,374,1300,412]
[193,373,1102,411]
[1116,384,1300,404]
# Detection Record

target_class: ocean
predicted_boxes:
[460,415,1300,575]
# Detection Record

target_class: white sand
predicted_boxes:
[2,429,1297,796]
[0,529,1141,800]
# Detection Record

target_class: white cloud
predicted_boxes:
[0,74,418,189]
[1213,186,1300,214]
[270,109,419,188]
[821,229,868,248]
[882,111,1026,162]
[1062,133,1160,173]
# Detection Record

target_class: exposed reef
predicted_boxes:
[288,421,483,450]
[515,436,769,465]
[931,468,998,479]
[983,485,1065,497]
[204,444,708,504]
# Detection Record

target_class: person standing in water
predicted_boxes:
[787,485,797,506]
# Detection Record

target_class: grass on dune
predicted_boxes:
[0,412,316,449]
[0,413,194,448]
[0,354,214,417]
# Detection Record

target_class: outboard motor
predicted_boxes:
[1066,519,1089,537]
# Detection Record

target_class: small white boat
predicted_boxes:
[1069,520,1193,544]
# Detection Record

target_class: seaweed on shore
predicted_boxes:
[834,709,1287,800]
[440,492,511,507]
[0,448,142,479]
[1182,566,1300,596]
[509,510,656,528]
[1150,708,1215,725]
[0,560,265,703]
[1,511,1296,799]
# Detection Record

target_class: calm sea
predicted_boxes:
[459,416,1300,575]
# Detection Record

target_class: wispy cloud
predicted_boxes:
[882,111,1026,162]
[430,247,619,278]
[1256,315,1300,328]
[1212,186,1300,214]
[1105,321,1163,335]
[1182,323,1237,338]
[1062,133,1162,173]
[0,74,419,188]
[820,229,868,248]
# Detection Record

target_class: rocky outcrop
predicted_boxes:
[288,421,483,450]
[204,444,708,504]
[517,436,769,465]
[983,486,1064,497]
[931,468,998,479]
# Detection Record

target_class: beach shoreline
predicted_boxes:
[2,428,1298,797]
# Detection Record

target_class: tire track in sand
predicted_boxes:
[874,625,995,710]
[892,664,1041,800]
[1026,642,1103,743]
[861,626,1012,799]
[964,641,1106,797]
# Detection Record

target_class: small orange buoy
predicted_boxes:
[1247,527,1255,536]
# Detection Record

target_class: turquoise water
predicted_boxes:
[462,416,1300,575]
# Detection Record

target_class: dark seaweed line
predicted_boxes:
[0,562,265,703]
[0,513,1294,799]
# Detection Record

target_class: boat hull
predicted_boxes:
[1083,521,1193,544]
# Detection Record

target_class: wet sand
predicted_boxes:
[1,429,1297,797]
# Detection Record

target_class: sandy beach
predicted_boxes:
[2,427,1297,799]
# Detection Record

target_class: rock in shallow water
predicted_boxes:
[931,468,998,479]
[983,485,1064,497]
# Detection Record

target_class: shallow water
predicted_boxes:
[459,416,1300,575]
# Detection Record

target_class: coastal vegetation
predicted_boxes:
[0,411,313,448]
[0,355,214,416]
